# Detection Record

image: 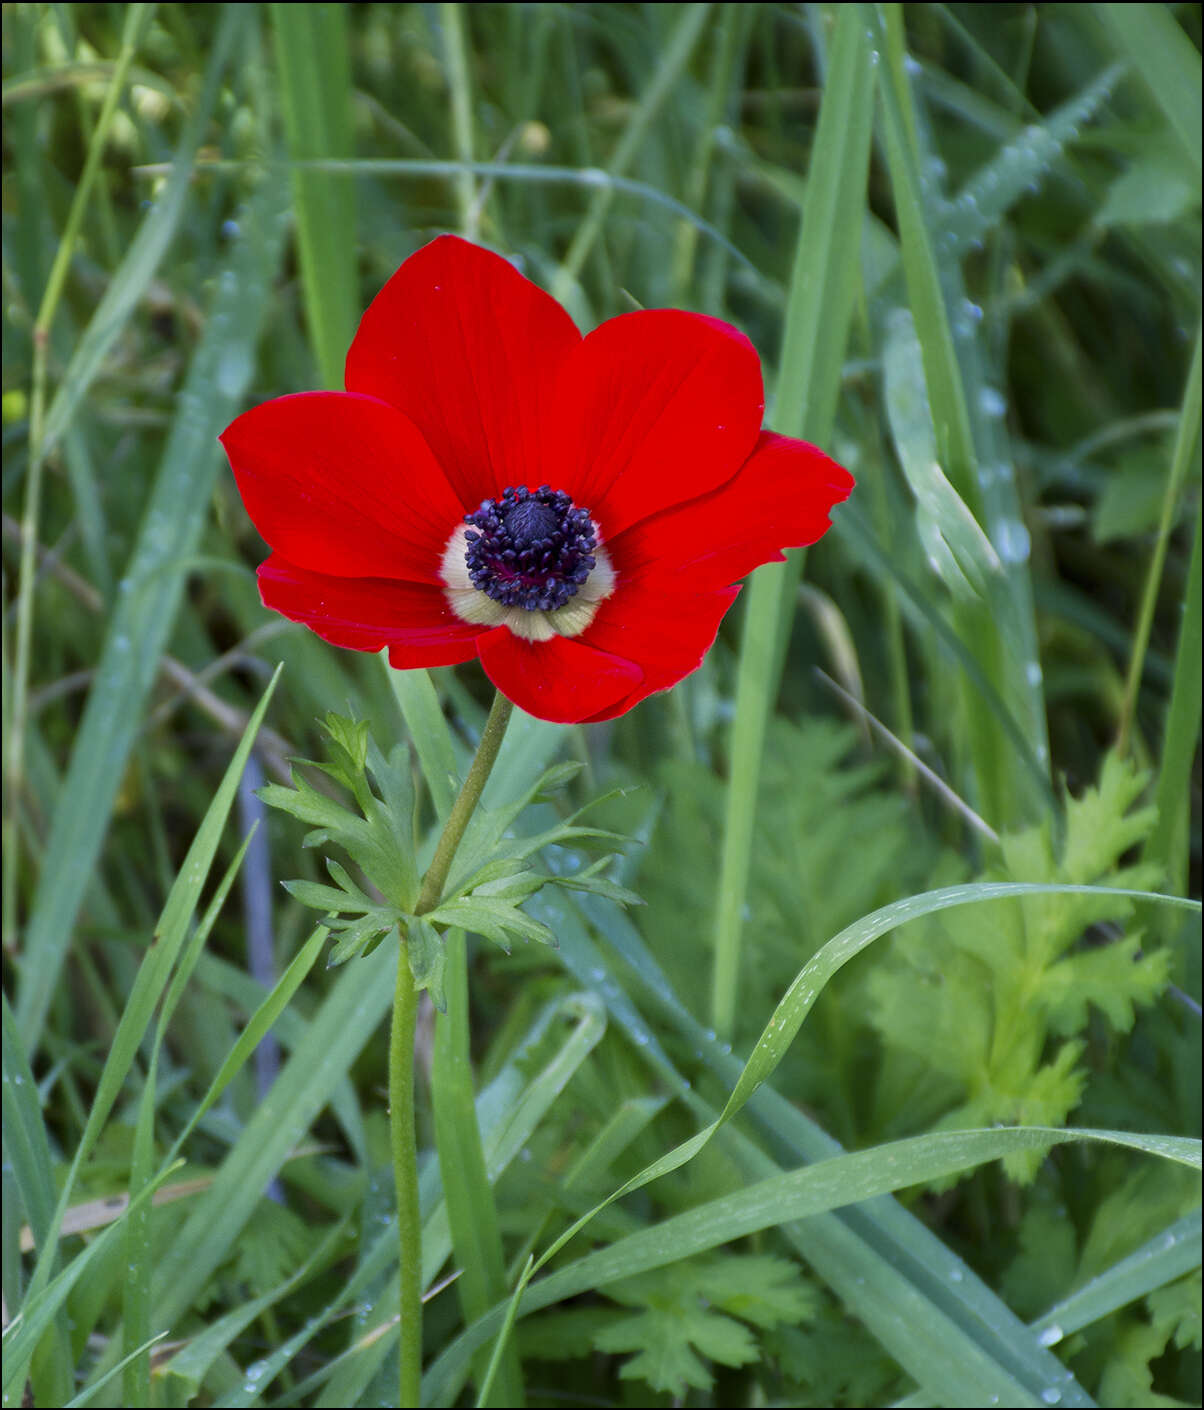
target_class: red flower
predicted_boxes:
[220,236,853,724]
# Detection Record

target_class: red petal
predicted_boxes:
[258,555,484,666]
[221,392,463,584]
[610,431,854,590]
[547,311,763,540]
[345,235,581,510]
[575,581,740,722]
[476,628,642,724]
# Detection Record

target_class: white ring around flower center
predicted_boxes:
[440,523,616,642]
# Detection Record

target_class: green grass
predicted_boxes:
[2,4,1200,1408]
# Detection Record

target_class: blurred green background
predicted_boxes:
[2,4,1200,1407]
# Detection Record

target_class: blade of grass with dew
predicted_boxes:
[870,2,1050,825]
[1,1164,183,1402]
[432,931,523,1407]
[549,1,711,304]
[546,889,1093,1406]
[146,941,397,1332]
[269,1,357,390]
[937,62,1125,263]
[158,1217,351,1405]
[13,667,280,1395]
[73,929,330,1401]
[13,164,290,1052]
[423,1123,1198,1405]
[711,3,876,1040]
[1031,1208,1202,1350]
[123,827,258,1407]
[528,885,1195,1396]
[1097,2,1202,178]
[835,497,1055,813]
[1119,322,1201,758]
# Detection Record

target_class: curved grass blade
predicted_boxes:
[423,1124,1198,1404]
[526,885,1196,1304]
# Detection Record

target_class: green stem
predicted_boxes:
[390,689,515,1406]
[416,691,514,916]
[1117,320,1201,757]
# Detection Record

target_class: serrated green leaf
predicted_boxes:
[406,918,447,1011]
[281,879,375,916]
[427,897,557,950]
[327,915,397,968]
[470,870,545,902]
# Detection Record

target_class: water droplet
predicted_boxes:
[216,346,252,397]
[996,519,1031,564]
[1037,1324,1062,1347]
[979,386,1006,418]
[1040,1389,1062,1405]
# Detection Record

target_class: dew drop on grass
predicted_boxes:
[1041,1389,1062,1405]
[1037,1324,1062,1347]
[996,519,1031,564]
[979,386,1006,418]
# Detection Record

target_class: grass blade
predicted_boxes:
[1031,1209,1202,1347]
[424,1124,1198,1404]
[13,166,290,1052]
[269,2,358,389]
[1097,3,1202,177]
[711,1,876,1040]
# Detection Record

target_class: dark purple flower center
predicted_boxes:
[464,485,597,612]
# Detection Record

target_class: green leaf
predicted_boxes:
[426,896,556,952]
[326,914,397,968]
[1097,153,1200,228]
[406,918,447,1012]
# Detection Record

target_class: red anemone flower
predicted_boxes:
[220,235,854,724]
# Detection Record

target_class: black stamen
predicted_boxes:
[464,485,597,612]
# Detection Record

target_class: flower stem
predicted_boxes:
[390,688,515,1406]
[416,690,514,915]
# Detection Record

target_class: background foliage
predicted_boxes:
[2,3,1200,1406]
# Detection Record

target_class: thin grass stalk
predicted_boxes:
[710,4,875,1039]
[3,1,150,957]
[1118,321,1201,756]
